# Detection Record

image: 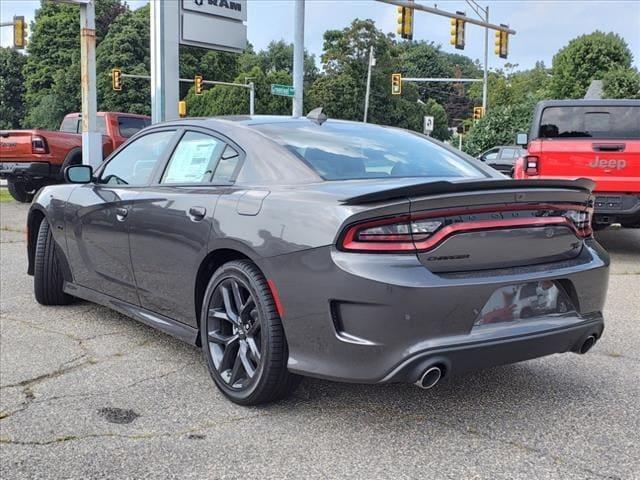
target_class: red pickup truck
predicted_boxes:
[0,112,150,202]
[514,99,640,229]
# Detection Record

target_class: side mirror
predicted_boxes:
[64,165,93,184]
[515,132,528,146]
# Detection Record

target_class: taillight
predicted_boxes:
[340,204,593,252]
[341,216,415,251]
[562,208,593,238]
[524,155,539,175]
[31,135,48,154]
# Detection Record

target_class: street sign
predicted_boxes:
[271,84,295,97]
[423,116,434,134]
[179,0,247,53]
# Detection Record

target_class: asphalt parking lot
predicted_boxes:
[1,198,639,479]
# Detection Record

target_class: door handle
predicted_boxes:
[115,207,129,221]
[592,143,625,152]
[188,206,206,221]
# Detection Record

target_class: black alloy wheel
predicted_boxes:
[200,260,300,405]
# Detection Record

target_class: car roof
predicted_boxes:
[536,99,640,108]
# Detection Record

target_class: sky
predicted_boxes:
[2,0,639,72]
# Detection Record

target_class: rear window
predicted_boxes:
[253,121,483,181]
[60,117,80,133]
[539,106,640,139]
[118,116,151,138]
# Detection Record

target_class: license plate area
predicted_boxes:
[474,281,576,326]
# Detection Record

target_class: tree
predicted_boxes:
[185,66,294,117]
[239,40,317,83]
[602,68,640,99]
[23,0,126,128]
[0,48,27,129]
[468,62,551,110]
[462,101,535,156]
[97,4,242,114]
[308,73,361,120]
[97,5,151,115]
[549,31,633,99]
[318,20,402,124]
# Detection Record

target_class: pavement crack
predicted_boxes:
[0,411,272,446]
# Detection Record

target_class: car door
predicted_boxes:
[64,129,178,304]
[128,128,243,327]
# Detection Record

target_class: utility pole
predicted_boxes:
[249,82,255,116]
[292,0,305,118]
[466,1,489,113]
[150,0,179,123]
[78,0,101,167]
[482,6,489,113]
[363,46,375,123]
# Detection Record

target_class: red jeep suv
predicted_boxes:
[514,99,640,229]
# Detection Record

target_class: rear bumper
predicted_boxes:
[262,239,609,384]
[381,315,603,383]
[593,193,640,225]
[0,161,57,180]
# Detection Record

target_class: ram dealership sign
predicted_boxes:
[180,0,247,53]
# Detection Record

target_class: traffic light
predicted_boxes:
[13,16,27,49]
[111,68,122,91]
[194,75,203,95]
[473,106,485,120]
[391,73,402,95]
[396,1,414,40]
[494,25,509,59]
[179,101,187,117]
[449,12,466,50]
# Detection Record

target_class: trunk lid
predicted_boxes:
[0,131,34,159]
[339,178,593,274]
[533,139,640,193]
[409,185,591,273]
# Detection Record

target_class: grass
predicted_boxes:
[0,188,13,203]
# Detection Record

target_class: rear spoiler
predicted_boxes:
[342,178,596,205]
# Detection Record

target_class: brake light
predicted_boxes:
[563,208,593,238]
[340,204,592,253]
[524,155,539,175]
[31,135,48,154]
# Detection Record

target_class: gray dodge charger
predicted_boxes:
[26,114,609,405]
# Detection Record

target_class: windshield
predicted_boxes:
[539,106,640,139]
[253,121,484,181]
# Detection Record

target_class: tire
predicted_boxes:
[7,179,35,203]
[34,220,74,305]
[200,260,300,405]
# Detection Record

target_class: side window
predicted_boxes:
[118,116,151,138]
[500,148,518,159]
[99,130,174,186]
[161,131,223,184]
[483,148,499,161]
[212,145,241,182]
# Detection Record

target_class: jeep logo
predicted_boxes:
[589,157,626,170]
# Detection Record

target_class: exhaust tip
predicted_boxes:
[415,366,442,390]
[578,335,597,354]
